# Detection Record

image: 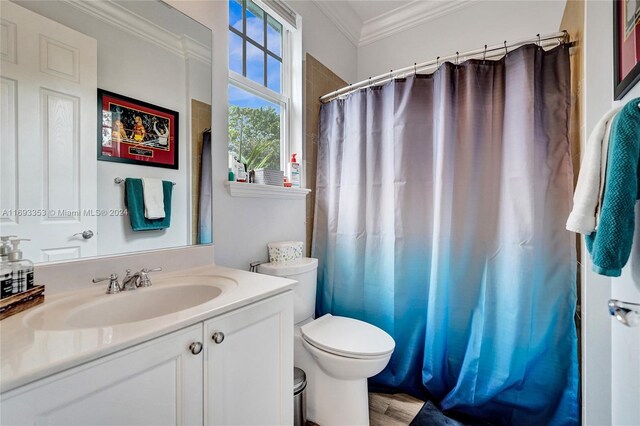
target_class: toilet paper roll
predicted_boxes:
[268,241,303,263]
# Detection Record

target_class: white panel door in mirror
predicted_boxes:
[0,77,18,226]
[0,1,97,262]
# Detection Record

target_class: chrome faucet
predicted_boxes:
[93,267,162,293]
[122,269,141,291]
[122,267,163,291]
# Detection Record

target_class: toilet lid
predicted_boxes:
[300,314,395,359]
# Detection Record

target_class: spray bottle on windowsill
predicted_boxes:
[288,153,301,188]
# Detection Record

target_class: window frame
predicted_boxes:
[228,0,292,172]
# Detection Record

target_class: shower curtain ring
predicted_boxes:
[389,69,393,81]
[483,45,487,62]
[414,63,417,76]
[504,41,508,56]
[436,56,440,68]
[456,52,459,65]
[537,33,541,48]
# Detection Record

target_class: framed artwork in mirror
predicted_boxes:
[97,89,179,169]
[614,0,640,100]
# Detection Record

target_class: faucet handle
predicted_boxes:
[139,267,162,287]
[92,274,121,294]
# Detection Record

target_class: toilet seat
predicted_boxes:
[300,314,395,359]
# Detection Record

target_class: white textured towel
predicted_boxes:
[142,178,165,219]
[566,107,621,234]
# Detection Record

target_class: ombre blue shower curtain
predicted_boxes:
[312,45,578,425]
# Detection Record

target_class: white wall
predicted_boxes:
[581,1,614,424]
[582,1,640,424]
[289,0,358,83]
[357,1,567,80]
[146,0,357,274]
[169,0,357,272]
[608,34,640,426]
[95,29,189,257]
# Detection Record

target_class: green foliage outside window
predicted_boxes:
[228,104,281,171]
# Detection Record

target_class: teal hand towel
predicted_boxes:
[586,98,640,276]
[125,178,172,231]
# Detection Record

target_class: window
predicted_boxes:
[228,0,290,174]
[228,85,281,170]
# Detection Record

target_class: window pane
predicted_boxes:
[229,0,243,32]
[228,85,281,171]
[229,31,243,75]
[267,55,281,93]
[246,42,264,85]
[267,16,282,57]
[246,1,264,46]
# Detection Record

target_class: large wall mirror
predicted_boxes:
[0,0,213,263]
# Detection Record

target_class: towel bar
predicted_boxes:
[114,177,176,186]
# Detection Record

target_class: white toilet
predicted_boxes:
[258,258,395,426]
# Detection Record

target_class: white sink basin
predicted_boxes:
[24,275,237,330]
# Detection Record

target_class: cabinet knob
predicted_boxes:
[212,331,225,344]
[189,341,203,355]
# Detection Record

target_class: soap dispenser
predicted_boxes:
[0,256,12,299]
[1,236,17,298]
[8,239,33,293]
[0,235,16,261]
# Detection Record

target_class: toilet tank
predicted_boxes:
[258,257,318,324]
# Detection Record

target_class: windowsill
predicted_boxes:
[226,181,311,199]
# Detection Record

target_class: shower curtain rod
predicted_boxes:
[320,30,570,103]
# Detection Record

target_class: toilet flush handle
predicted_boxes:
[212,331,225,344]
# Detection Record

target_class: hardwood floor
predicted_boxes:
[368,392,424,426]
[306,392,424,426]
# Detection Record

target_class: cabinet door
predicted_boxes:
[205,292,293,426]
[1,324,203,426]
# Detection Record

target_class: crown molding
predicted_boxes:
[62,0,211,65]
[182,35,212,66]
[311,0,361,47]
[359,0,475,46]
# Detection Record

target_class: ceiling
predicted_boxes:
[345,1,411,23]
[311,0,473,46]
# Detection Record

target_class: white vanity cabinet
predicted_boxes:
[1,291,293,426]
[205,293,293,425]
[1,324,204,426]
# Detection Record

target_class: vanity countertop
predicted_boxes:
[0,265,296,394]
